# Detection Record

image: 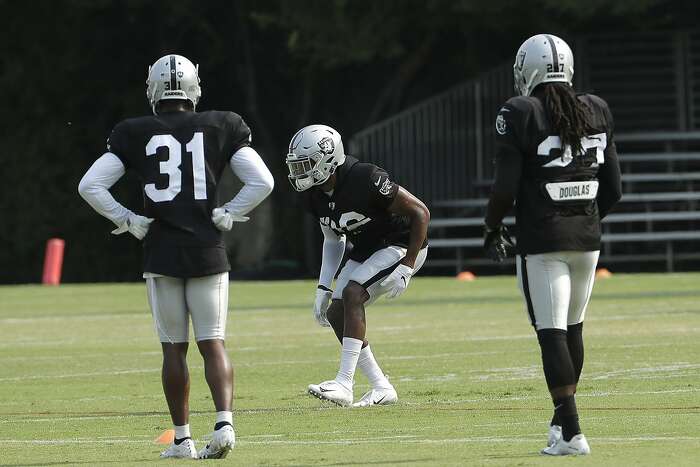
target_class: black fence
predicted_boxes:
[349,30,700,205]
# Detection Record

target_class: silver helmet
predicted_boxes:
[513,34,574,97]
[286,124,346,192]
[146,54,202,114]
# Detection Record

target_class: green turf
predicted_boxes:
[1,273,699,466]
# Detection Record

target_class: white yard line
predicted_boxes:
[2,434,697,446]
[5,387,698,424]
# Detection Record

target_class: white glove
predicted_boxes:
[111,213,154,240]
[380,263,413,299]
[212,207,249,231]
[313,287,333,327]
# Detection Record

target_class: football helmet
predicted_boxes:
[513,34,574,96]
[286,124,346,191]
[146,54,202,114]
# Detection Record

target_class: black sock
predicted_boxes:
[567,323,584,384]
[551,412,560,427]
[554,395,580,441]
[214,421,232,431]
[174,436,191,445]
[537,329,576,431]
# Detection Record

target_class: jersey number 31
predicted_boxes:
[145,133,206,202]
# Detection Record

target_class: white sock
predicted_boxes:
[357,345,392,389]
[335,337,363,390]
[215,411,233,427]
[174,424,191,440]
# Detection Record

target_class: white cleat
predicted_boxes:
[352,387,398,407]
[542,433,590,456]
[160,438,197,459]
[198,425,235,459]
[547,424,562,447]
[308,380,353,407]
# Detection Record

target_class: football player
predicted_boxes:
[78,55,274,459]
[484,35,621,455]
[286,125,430,407]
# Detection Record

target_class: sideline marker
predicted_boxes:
[456,271,476,281]
[596,267,613,278]
[42,238,65,286]
[155,429,175,444]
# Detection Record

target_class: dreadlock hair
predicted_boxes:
[540,83,591,158]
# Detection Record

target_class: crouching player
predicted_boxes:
[286,124,430,407]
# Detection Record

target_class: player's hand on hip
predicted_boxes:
[483,224,515,262]
[111,213,154,240]
[212,207,249,232]
[381,264,413,299]
[313,286,332,327]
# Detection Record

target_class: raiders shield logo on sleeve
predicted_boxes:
[496,114,507,135]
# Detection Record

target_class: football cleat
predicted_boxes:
[308,380,353,407]
[547,424,562,447]
[541,433,590,456]
[198,425,235,459]
[159,438,197,459]
[352,387,398,407]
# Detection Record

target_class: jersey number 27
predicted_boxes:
[145,133,207,202]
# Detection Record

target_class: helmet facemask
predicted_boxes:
[286,150,338,192]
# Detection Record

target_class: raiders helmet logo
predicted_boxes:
[516,50,526,71]
[317,137,335,155]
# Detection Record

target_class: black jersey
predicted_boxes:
[107,110,251,277]
[488,93,621,255]
[304,156,410,262]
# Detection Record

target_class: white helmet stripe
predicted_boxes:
[544,34,559,69]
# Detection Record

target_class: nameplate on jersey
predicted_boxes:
[544,181,598,203]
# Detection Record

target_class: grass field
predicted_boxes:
[1,273,699,466]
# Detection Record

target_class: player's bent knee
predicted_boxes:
[342,282,368,306]
[326,300,343,320]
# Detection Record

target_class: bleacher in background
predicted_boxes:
[348,30,700,273]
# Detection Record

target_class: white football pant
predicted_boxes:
[145,272,229,343]
[516,251,599,330]
[332,245,428,304]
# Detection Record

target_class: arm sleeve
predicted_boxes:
[484,104,523,229]
[220,146,274,216]
[78,152,132,227]
[318,223,346,289]
[368,167,399,210]
[596,105,622,219]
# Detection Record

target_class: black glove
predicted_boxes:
[483,224,515,263]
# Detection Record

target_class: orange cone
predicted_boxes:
[155,429,175,444]
[596,268,612,278]
[456,271,476,281]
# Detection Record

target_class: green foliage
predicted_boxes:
[0,0,690,283]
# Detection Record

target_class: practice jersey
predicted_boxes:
[107,110,251,277]
[303,156,411,262]
[491,93,620,254]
